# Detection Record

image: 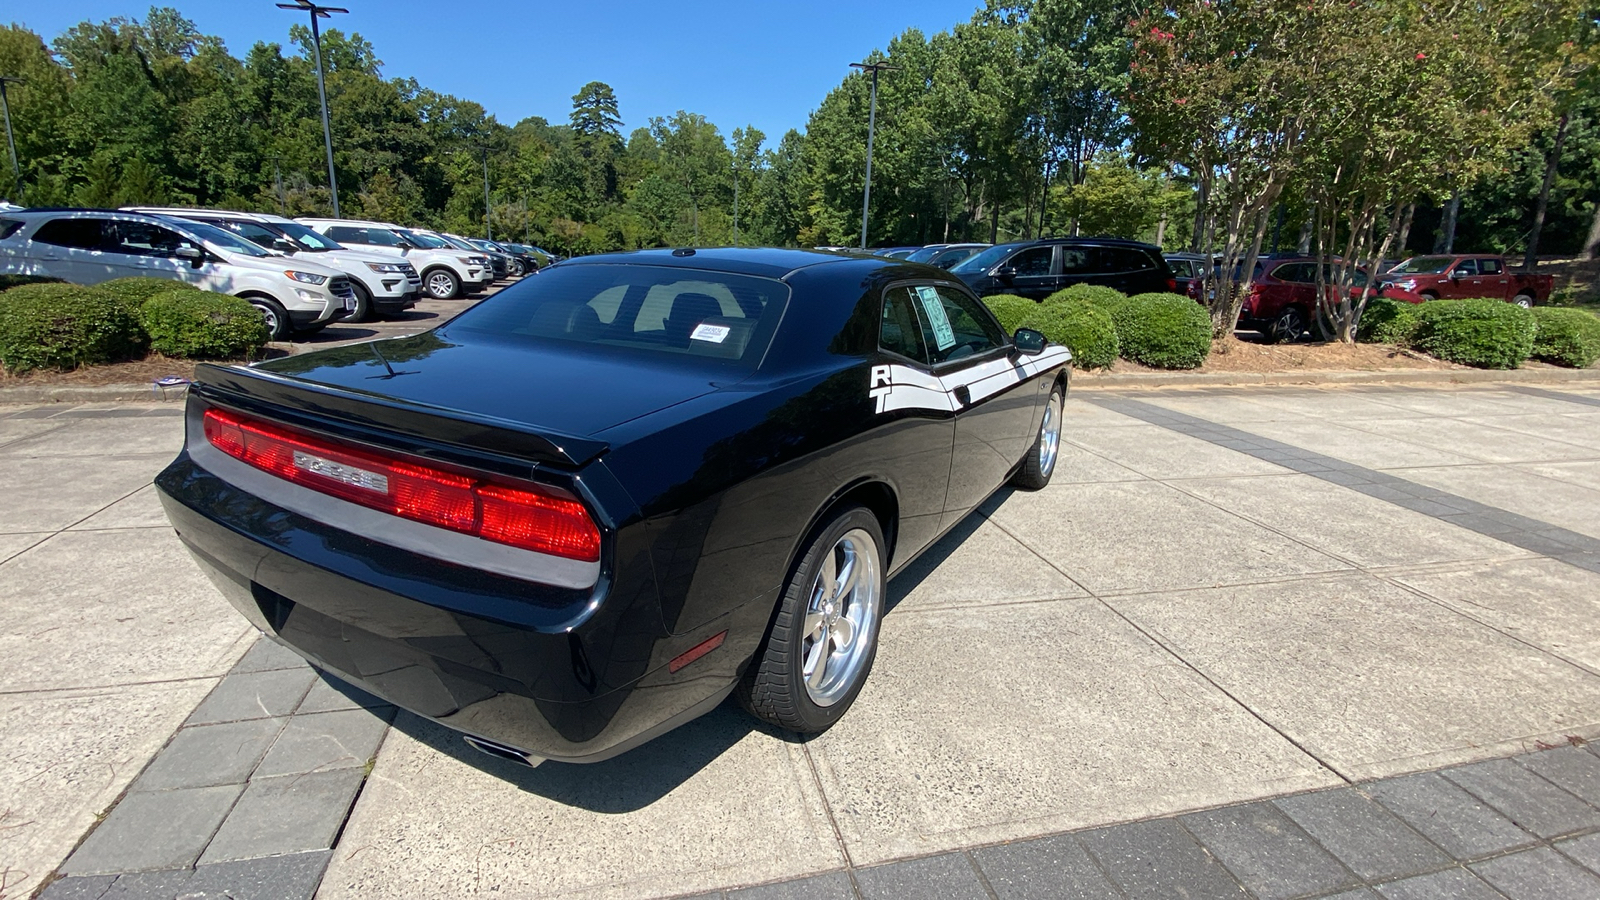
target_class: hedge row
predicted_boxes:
[0,277,267,374]
[984,285,1211,371]
[1357,297,1598,369]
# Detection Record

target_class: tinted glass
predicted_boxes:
[1453,258,1479,275]
[325,225,369,244]
[1479,258,1503,275]
[1008,247,1053,277]
[274,221,342,251]
[880,287,930,364]
[905,247,942,263]
[1169,259,1193,277]
[181,220,272,257]
[108,221,189,256]
[448,264,789,368]
[215,220,284,249]
[31,218,109,250]
[950,243,1022,275]
[930,247,983,269]
[396,229,448,249]
[1390,256,1452,274]
[0,219,23,240]
[1111,247,1156,272]
[1271,263,1313,283]
[1060,245,1095,273]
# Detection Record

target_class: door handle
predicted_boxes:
[953,385,971,407]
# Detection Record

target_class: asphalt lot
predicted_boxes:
[4,381,1600,898]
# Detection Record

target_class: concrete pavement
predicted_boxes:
[6,383,1600,899]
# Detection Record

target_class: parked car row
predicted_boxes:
[0,206,536,340]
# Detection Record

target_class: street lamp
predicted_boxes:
[849,60,898,250]
[478,146,492,241]
[0,76,24,202]
[275,0,348,218]
[731,157,739,247]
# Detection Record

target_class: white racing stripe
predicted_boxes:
[869,346,1071,415]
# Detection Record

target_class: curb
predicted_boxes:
[1073,366,1600,390]
[2,366,1598,405]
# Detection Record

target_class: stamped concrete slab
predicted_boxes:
[317,708,842,900]
[1238,390,1430,422]
[1516,459,1600,495]
[1134,392,1308,425]
[1394,558,1600,672]
[1353,416,1598,464]
[0,454,165,533]
[68,484,171,531]
[988,479,1349,595]
[1050,440,1146,484]
[1460,413,1600,448]
[1176,474,1520,568]
[0,415,184,459]
[1065,423,1288,480]
[1061,397,1145,428]
[0,529,252,692]
[1351,389,1553,418]
[253,708,391,777]
[62,783,241,875]
[0,530,48,563]
[200,768,367,864]
[806,597,1334,865]
[0,418,69,448]
[1396,464,1600,540]
[0,680,217,898]
[1110,573,1600,779]
[1204,418,1479,470]
[888,518,1084,613]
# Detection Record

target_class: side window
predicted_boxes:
[1169,260,1192,278]
[1453,258,1479,276]
[1007,246,1054,277]
[109,221,188,257]
[1271,263,1312,283]
[226,221,283,249]
[325,226,367,244]
[1115,248,1156,272]
[880,287,930,364]
[0,219,24,240]
[1478,258,1502,275]
[1060,246,1093,274]
[899,284,1006,366]
[31,218,110,250]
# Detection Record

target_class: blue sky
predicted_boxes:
[11,1,982,148]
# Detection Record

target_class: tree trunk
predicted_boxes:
[1190,177,1208,253]
[1394,203,1416,259]
[1297,211,1313,255]
[1155,211,1168,248]
[1525,113,1569,272]
[1586,200,1600,260]
[1435,191,1460,253]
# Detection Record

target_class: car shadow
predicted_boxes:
[382,691,762,813]
[883,503,996,615]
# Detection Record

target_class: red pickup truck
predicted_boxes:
[1378,255,1552,307]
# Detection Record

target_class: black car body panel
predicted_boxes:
[953,237,1177,299]
[156,248,1071,763]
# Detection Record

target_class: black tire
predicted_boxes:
[423,267,460,300]
[1012,383,1063,490]
[1420,291,1439,301]
[740,507,886,734]
[1513,293,1534,309]
[347,282,373,323]
[1269,307,1309,344]
[247,296,292,341]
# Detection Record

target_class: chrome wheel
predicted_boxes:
[426,270,458,299]
[800,528,882,707]
[1038,392,1062,478]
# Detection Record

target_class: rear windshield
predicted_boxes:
[447,264,790,369]
[1389,256,1453,274]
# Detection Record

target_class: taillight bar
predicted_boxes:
[202,407,601,562]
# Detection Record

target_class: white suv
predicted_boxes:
[0,209,352,340]
[298,218,490,299]
[125,208,420,322]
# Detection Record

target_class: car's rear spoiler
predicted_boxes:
[190,363,609,469]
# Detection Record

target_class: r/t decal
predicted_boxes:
[869,365,893,414]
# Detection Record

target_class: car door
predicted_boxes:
[107,220,209,288]
[872,284,957,558]
[26,217,120,284]
[1477,257,1509,299]
[1000,245,1057,299]
[1444,258,1476,298]
[904,283,1037,531]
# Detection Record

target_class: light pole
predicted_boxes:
[479,146,492,241]
[268,154,286,214]
[731,157,739,246]
[276,1,347,218]
[0,76,24,202]
[849,60,898,250]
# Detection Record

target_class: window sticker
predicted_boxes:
[690,322,731,344]
[914,286,956,351]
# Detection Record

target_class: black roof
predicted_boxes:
[559,247,888,279]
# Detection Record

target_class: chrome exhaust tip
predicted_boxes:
[463,734,544,768]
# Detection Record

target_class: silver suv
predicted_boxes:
[299,218,490,299]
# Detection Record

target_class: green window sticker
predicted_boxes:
[915,286,956,351]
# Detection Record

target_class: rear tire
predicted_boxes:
[1513,293,1534,309]
[1269,307,1309,344]
[1012,383,1063,491]
[247,297,291,341]
[740,507,885,734]
[347,282,373,323]
[424,268,460,300]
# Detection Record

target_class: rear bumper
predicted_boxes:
[155,453,742,763]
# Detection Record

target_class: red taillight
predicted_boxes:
[203,408,600,562]
[1166,277,1179,292]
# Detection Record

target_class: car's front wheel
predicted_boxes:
[741,507,885,733]
[246,296,291,341]
[1012,383,1063,490]
[424,268,460,300]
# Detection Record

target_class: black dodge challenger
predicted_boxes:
[156,248,1072,765]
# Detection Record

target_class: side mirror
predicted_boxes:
[175,245,204,267]
[1452,268,1471,279]
[996,266,1019,282]
[272,238,297,253]
[398,241,415,251]
[1012,328,1046,356]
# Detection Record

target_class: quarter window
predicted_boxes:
[1007,247,1053,277]
[1478,258,1502,275]
[325,226,370,244]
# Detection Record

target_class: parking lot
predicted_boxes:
[5,381,1600,898]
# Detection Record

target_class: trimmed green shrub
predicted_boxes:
[0,274,65,291]
[1047,283,1127,312]
[1411,298,1535,369]
[1018,301,1118,370]
[1357,297,1424,346]
[1531,307,1600,368]
[100,277,204,307]
[139,289,268,359]
[981,294,1039,335]
[0,283,146,373]
[1111,292,1212,369]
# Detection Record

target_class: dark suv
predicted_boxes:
[950,237,1176,300]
